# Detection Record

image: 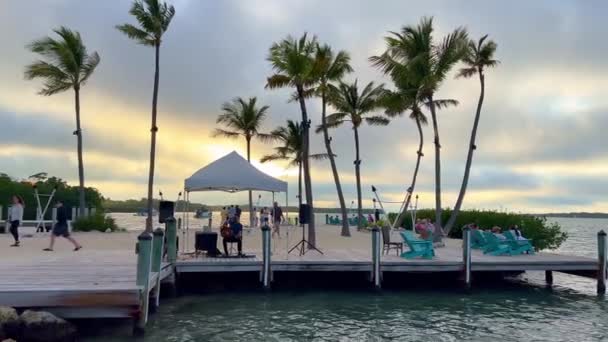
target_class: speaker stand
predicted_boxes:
[288,223,323,256]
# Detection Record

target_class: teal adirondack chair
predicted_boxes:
[482,231,512,256]
[503,231,535,255]
[471,229,488,249]
[400,231,435,259]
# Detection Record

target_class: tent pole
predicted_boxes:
[185,192,190,253]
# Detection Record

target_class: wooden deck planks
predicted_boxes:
[0,252,172,314]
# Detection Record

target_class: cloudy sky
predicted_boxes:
[1,0,606,213]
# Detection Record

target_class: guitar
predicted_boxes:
[220,224,232,239]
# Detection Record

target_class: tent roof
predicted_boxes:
[184,151,288,193]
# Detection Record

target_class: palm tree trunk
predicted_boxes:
[444,71,485,234]
[145,43,160,233]
[353,126,363,231]
[321,92,349,236]
[394,116,424,229]
[297,86,315,246]
[74,87,86,217]
[428,96,443,242]
[246,136,254,227]
[298,161,302,209]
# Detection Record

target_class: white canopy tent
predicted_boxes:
[185,151,287,193]
[181,151,289,247]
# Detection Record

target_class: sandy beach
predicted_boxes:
[0,221,382,263]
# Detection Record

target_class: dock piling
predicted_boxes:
[151,228,165,310]
[261,224,271,290]
[166,217,177,264]
[545,271,553,286]
[462,227,472,291]
[371,226,382,289]
[135,232,153,333]
[597,230,607,295]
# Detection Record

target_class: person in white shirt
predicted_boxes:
[8,195,24,247]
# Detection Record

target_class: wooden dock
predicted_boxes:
[0,223,605,334]
[175,239,598,274]
[0,251,173,318]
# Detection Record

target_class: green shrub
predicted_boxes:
[72,213,122,232]
[388,209,568,250]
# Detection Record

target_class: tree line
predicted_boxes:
[0,172,102,220]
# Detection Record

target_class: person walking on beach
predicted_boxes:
[271,202,284,239]
[8,195,24,247]
[44,200,82,251]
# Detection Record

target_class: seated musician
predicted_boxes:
[222,219,243,256]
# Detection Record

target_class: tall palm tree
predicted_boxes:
[266,34,319,245]
[322,80,389,230]
[444,35,499,234]
[312,44,353,237]
[24,27,100,217]
[261,120,329,210]
[116,0,175,232]
[213,97,272,227]
[381,84,427,229]
[370,17,467,235]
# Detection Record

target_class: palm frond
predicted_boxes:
[211,128,240,139]
[310,153,331,161]
[265,74,292,89]
[260,154,288,163]
[25,27,99,94]
[426,99,459,110]
[117,0,175,45]
[365,116,390,126]
[79,51,100,85]
[115,24,155,46]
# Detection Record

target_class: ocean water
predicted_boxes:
[90,217,608,342]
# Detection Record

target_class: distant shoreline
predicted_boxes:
[537,213,608,219]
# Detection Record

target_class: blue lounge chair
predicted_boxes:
[470,229,488,250]
[482,231,512,256]
[503,230,535,255]
[400,231,435,259]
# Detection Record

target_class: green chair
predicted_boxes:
[471,229,488,249]
[482,231,512,256]
[400,231,435,259]
[503,230,535,255]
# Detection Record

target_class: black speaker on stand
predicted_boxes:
[159,201,175,224]
[289,204,323,256]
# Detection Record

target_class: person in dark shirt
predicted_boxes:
[235,205,242,220]
[43,200,82,251]
[271,202,284,239]
[223,219,243,256]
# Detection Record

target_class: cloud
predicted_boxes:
[0,0,606,213]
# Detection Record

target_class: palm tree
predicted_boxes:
[380,82,427,229]
[116,0,175,232]
[266,34,319,245]
[322,80,389,230]
[213,96,272,227]
[370,17,467,234]
[444,35,499,234]
[24,27,100,217]
[312,44,353,237]
[261,120,329,210]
